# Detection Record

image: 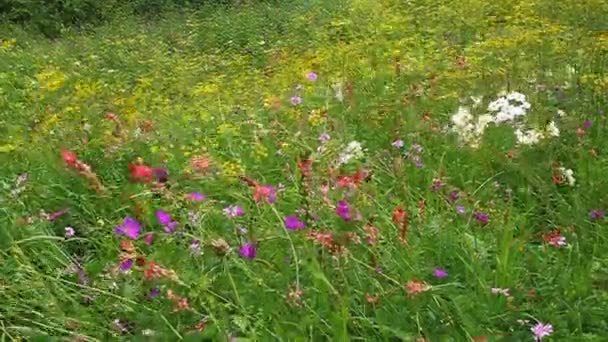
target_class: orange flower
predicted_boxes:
[405,280,431,296]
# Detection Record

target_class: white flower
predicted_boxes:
[558,167,575,186]
[475,114,494,135]
[515,128,543,145]
[338,141,364,165]
[546,121,560,137]
[557,109,567,117]
[451,106,473,128]
[471,96,483,108]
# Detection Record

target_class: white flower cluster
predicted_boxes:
[557,167,576,186]
[337,141,364,165]
[450,92,562,147]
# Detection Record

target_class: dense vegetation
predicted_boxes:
[1,0,608,340]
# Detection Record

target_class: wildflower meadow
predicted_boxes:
[1,0,608,340]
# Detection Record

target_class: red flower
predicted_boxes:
[128,164,154,183]
[61,150,78,167]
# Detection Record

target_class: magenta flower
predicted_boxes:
[153,167,169,183]
[431,178,444,192]
[148,287,160,299]
[223,205,245,218]
[239,242,257,260]
[156,210,178,233]
[433,268,448,278]
[589,209,604,221]
[143,233,154,245]
[307,72,318,81]
[473,211,489,224]
[189,192,207,202]
[336,200,351,221]
[290,95,302,106]
[115,217,141,239]
[584,120,592,129]
[391,139,404,148]
[120,259,134,272]
[64,226,75,238]
[254,185,277,204]
[531,322,553,341]
[284,216,305,230]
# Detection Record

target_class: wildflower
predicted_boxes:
[364,223,379,245]
[318,132,331,143]
[253,185,277,204]
[546,121,560,137]
[148,287,160,299]
[433,268,448,278]
[290,96,302,106]
[557,167,575,186]
[188,192,207,202]
[211,238,232,256]
[239,242,257,260]
[431,178,444,192]
[143,261,177,281]
[237,226,248,235]
[392,139,404,148]
[190,239,201,255]
[531,322,553,341]
[412,155,424,168]
[405,280,431,296]
[156,210,178,233]
[287,283,304,307]
[64,226,75,238]
[61,149,78,167]
[223,205,245,218]
[115,217,141,239]
[515,128,543,145]
[336,200,351,221]
[589,209,604,221]
[491,287,511,296]
[152,168,169,183]
[190,156,210,173]
[584,120,592,129]
[473,211,489,224]
[119,259,134,272]
[284,216,305,230]
[448,190,460,203]
[143,233,154,245]
[306,71,318,81]
[456,206,466,215]
[338,141,364,165]
[392,206,409,245]
[543,230,567,247]
[128,164,154,183]
[365,293,380,305]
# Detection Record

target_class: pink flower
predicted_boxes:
[290,96,302,106]
[223,205,245,218]
[64,226,75,238]
[391,139,404,148]
[531,322,553,341]
[253,185,277,204]
[189,192,207,202]
[143,233,154,245]
[156,210,177,233]
[543,231,567,248]
[306,72,318,81]
[336,200,351,221]
[318,133,331,143]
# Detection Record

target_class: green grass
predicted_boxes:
[1,0,608,340]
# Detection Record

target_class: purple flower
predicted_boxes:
[412,155,424,168]
[189,192,207,202]
[284,216,305,230]
[411,143,423,154]
[473,211,489,224]
[239,242,257,260]
[318,132,331,143]
[148,287,160,299]
[433,268,448,278]
[456,206,466,215]
[531,322,553,341]
[190,239,201,255]
[120,259,134,272]
[290,96,302,106]
[584,120,592,129]
[336,200,351,221]
[64,226,75,238]
[153,167,169,183]
[143,233,154,245]
[448,190,460,203]
[156,210,178,233]
[307,72,318,81]
[391,139,404,148]
[115,217,141,239]
[223,205,245,218]
[589,209,604,221]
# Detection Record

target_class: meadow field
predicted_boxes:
[1,0,608,340]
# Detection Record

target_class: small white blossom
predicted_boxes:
[515,128,543,145]
[546,121,560,137]
[558,167,575,186]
